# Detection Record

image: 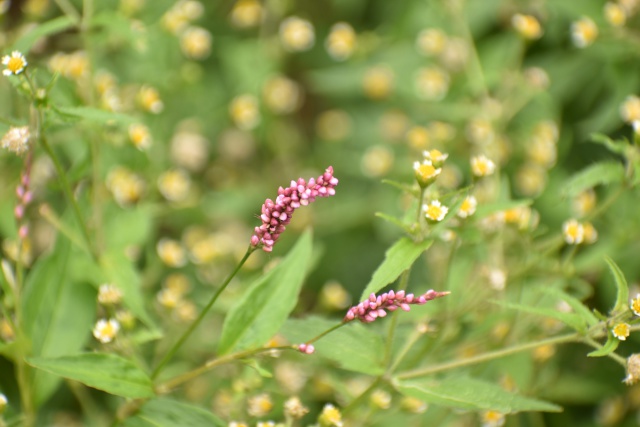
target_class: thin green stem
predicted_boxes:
[54,0,82,25]
[388,325,426,373]
[40,135,98,261]
[151,246,255,379]
[342,376,383,415]
[81,0,94,32]
[156,345,291,393]
[306,321,348,345]
[397,332,581,380]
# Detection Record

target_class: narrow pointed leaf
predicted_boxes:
[21,238,96,406]
[27,353,154,398]
[359,237,433,301]
[12,16,75,52]
[538,287,599,327]
[562,162,625,197]
[605,257,629,314]
[396,377,562,413]
[587,335,620,357]
[218,231,313,354]
[280,316,385,375]
[495,301,586,333]
[121,398,225,427]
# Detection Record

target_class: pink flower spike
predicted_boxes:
[343,289,449,323]
[250,167,338,252]
[297,343,315,354]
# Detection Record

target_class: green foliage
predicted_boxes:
[359,237,433,300]
[397,376,562,414]
[120,398,225,427]
[281,316,385,375]
[218,231,313,354]
[27,353,155,399]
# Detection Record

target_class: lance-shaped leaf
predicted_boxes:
[27,353,155,398]
[605,257,629,314]
[218,231,313,354]
[359,237,433,301]
[562,161,625,197]
[280,316,385,375]
[121,398,225,427]
[396,376,561,413]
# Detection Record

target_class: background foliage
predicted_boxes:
[2,0,640,426]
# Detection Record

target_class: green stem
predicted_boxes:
[151,246,255,379]
[156,345,291,393]
[342,376,383,415]
[306,321,348,345]
[40,135,98,261]
[396,332,581,380]
[54,0,82,25]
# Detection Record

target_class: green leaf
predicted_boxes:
[359,238,433,300]
[587,334,620,358]
[562,162,625,197]
[104,204,153,251]
[374,212,414,235]
[538,287,599,327]
[54,106,135,126]
[27,353,154,399]
[495,301,586,333]
[218,231,313,354]
[280,316,385,375]
[605,256,629,314]
[12,16,76,53]
[100,250,155,327]
[21,238,96,406]
[121,398,225,427]
[396,377,562,413]
[591,133,629,155]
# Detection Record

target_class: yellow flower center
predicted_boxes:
[613,323,630,340]
[632,298,640,315]
[426,205,443,220]
[7,56,25,73]
[416,163,437,180]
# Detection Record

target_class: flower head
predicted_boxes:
[571,17,598,48]
[284,396,309,419]
[158,169,191,202]
[605,3,626,27]
[0,393,7,415]
[624,354,640,385]
[562,219,584,245]
[180,26,212,60]
[128,123,152,151]
[344,289,449,323]
[457,195,477,218]
[423,149,448,168]
[157,238,188,267]
[363,66,394,100]
[481,410,505,427]
[98,283,123,306]
[423,200,448,222]
[613,322,631,341]
[247,393,273,417]
[325,22,357,61]
[230,0,263,28]
[138,86,164,114]
[512,14,543,40]
[263,75,302,115]
[620,95,640,124]
[93,318,120,343]
[2,51,27,76]
[630,294,640,316]
[279,16,315,52]
[251,167,338,252]
[318,403,343,427]
[470,155,496,177]
[297,343,315,354]
[415,28,447,56]
[229,94,261,130]
[413,160,441,188]
[414,66,450,101]
[1,126,30,155]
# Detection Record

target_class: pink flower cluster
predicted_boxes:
[251,166,338,252]
[344,289,450,323]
